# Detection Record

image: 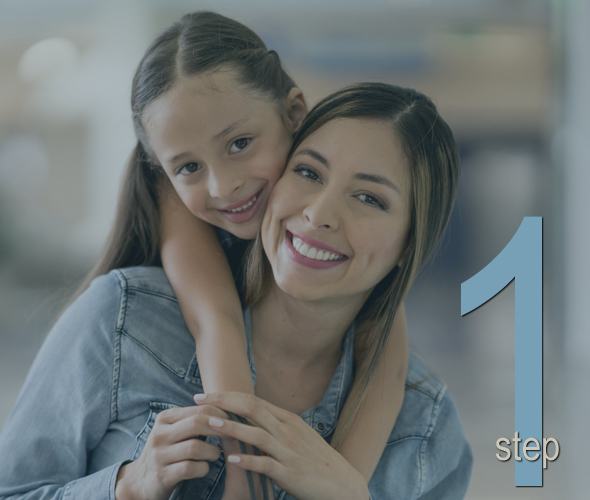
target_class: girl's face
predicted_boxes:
[143,69,305,239]
[261,118,412,304]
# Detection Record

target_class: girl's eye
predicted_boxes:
[229,138,251,154]
[357,193,387,210]
[177,162,202,176]
[292,165,321,183]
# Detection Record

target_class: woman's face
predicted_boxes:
[142,69,304,239]
[262,118,412,304]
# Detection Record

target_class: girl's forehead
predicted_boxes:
[142,72,281,141]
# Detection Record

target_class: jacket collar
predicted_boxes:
[244,309,355,440]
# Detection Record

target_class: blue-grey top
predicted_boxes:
[0,266,472,500]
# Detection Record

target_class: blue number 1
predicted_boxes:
[461,217,542,486]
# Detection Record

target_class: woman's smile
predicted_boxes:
[262,118,412,303]
[284,229,349,269]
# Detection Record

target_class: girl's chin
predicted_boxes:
[219,218,261,240]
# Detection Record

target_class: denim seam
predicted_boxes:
[132,409,155,460]
[385,435,425,447]
[108,463,120,500]
[404,382,442,401]
[204,463,226,500]
[417,383,447,497]
[125,286,177,303]
[332,344,347,431]
[61,479,72,499]
[114,270,129,331]
[111,270,129,423]
[120,329,186,377]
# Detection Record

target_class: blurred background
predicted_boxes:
[0,0,588,497]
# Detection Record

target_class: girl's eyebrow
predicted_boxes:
[167,152,191,165]
[213,119,248,141]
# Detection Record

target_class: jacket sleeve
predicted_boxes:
[0,272,126,499]
[416,390,473,500]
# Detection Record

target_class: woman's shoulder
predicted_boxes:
[372,352,472,499]
[106,265,176,298]
[386,352,449,444]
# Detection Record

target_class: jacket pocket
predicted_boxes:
[132,401,182,460]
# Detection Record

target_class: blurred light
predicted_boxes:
[18,38,80,83]
[0,134,50,200]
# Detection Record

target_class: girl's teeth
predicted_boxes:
[291,236,343,261]
[228,195,257,213]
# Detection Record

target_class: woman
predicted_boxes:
[0,83,472,500]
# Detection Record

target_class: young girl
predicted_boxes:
[83,11,408,498]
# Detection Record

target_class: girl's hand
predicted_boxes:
[115,405,227,500]
[194,392,370,500]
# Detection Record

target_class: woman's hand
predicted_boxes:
[194,392,370,500]
[115,404,227,500]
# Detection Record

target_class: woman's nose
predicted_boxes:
[302,192,341,230]
[207,169,244,199]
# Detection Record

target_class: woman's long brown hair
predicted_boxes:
[244,83,460,448]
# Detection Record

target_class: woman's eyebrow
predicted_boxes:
[354,172,401,195]
[295,149,330,168]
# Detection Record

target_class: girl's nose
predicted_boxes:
[302,191,341,231]
[208,169,244,199]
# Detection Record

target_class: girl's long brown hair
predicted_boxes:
[72,11,297,300]
[244,83,460,448]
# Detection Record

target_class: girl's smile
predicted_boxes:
[142,69,304,239]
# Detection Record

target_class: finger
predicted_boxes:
[207,416,287,461]
[163,459,212,483]
[156,404,228,425]
[160,437,221,464]
[163,412,229,443]
[195,392,287,432]
[226,454,287,484]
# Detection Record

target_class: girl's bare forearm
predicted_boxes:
[160,186,254,395]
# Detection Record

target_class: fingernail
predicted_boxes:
[194,393,207,401]
[227,455,241,463]
[209,417,224,428]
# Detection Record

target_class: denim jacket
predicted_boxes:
[0,267,472,499]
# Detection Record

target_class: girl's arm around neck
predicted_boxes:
[335,304,409,483]
[160,185,254,395]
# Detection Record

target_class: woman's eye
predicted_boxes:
[292,166,321,183]
[177,162,202,176]
[229,138,251,154]
[357,193,386,210]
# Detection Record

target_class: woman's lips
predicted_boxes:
[217,189,264,224]
[284,231,349,270]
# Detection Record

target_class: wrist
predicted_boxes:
[350,470,370,500]
[115,461,137,500]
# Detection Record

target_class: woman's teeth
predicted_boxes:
[292,236,344,261]
[227,194,257,213]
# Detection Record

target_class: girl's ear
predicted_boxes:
[285,87,307,133]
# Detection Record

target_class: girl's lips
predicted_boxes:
[218,189,264,225]
[284,231,349,270]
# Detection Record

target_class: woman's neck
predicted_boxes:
[249,282,367,372]
[249,282,367,414]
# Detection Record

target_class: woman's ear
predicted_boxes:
[285,87,307,133]
[396,246,410,268]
